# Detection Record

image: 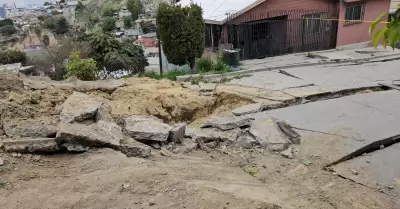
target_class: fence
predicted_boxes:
[222,9,340,60]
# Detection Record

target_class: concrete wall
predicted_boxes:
[336,0,390,47]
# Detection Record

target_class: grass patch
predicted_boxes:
[244,166,259,177]
[141,70,187,81]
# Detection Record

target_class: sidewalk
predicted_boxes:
[177,46,400,82]
[241,46,400,71]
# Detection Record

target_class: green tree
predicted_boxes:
[75,1,85,12]
[102,6,115,17]
[123,16,132,28]
[140,21,156,33]
[0,19,14,27]
[38,15,47,21]
[43,35,50,47]
[370,6,400,48]
[44,1,51,6]
[101,17,116,32]
[42,16,69,34]
[127,0,143,21]
[0,25,17,36]
[65,51,98,81]
[157,3,204,74]
[87,31,148,74]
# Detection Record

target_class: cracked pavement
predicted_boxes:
[231,59,400,194]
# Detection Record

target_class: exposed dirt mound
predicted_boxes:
[0,74,253,129]
[108,77,253,123]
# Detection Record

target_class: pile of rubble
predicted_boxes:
[0,89,300,158]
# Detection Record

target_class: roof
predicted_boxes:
[178,0,264,24]
[124,29,142,36]
[141,32,157,38]
[67,1,78,6]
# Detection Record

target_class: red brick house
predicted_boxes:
[179,0,391,59]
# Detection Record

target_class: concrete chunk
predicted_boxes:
[3,138,59,153]
[199,82,217,92]
[3,116,59,138]
[186,127,241,143]
[56,121,122,148]
[236,132,256,149]
[169,123,186,143]
[232,103,264,116]
[124,116,172,142]
[60,92,102,123]
[249,118,291,151]
[119,138,151,158]
[201,115,252,131]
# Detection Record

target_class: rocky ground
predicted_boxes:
[0,73,399,209]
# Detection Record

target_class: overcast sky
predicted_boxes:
[1,0,45,7]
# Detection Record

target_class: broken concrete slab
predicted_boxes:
[236,132,256,149]
[180,138,198,153]
[169,123,186,143]
[232,102,264,116]
[280,147,293,159]
[262,90,400,164]
[56,120,122,148]
[60,92,103,123]
[3,138,59,153]
[2,115,59,138]
[118,138,151,158]
[124,116,172,142]
[186,127,241,143]
[95,105,114,122]
[277,121,301,144]
[249,118,290,151]
[201,115,252,131]
[199,82,217,92]
[332,143,400,195]
[61,143,89,152]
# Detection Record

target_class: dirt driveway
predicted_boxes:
[1,134,398,209]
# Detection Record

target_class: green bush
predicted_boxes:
[0,25,17,36]
[195,57,231,74]
[142,70,187,81]
[65,51,98,81]
[0,50,27,65]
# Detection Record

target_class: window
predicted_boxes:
[303,14,321,35]
[345,4,365,24]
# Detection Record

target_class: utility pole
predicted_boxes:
[157,28,163,75]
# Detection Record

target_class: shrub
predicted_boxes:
[195,57,231,74]
[101,17,116,32]
[0,25,17,36]
[65,51,98,81]
[0,50,27,65]
[195,57,213,73]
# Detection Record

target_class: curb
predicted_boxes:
[176,53,400,82]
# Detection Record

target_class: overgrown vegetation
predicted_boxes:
[0,25,17,36]
[142,70,187,81]
[0,49,27,65]
[127,0,143,21]
[157,3,204,74]
[65,51,98,81]
[42,16,69,35]
[87,31,148,75]
[195,54,232,74]
[0,19,14,27]
[140,21,156,33]
[101,17,116,32]
[124,16,133,28]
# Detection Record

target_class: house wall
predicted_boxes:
[222,0,338,56]
[336,0,390,47]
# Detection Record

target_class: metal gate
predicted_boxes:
[228,10,339,60]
